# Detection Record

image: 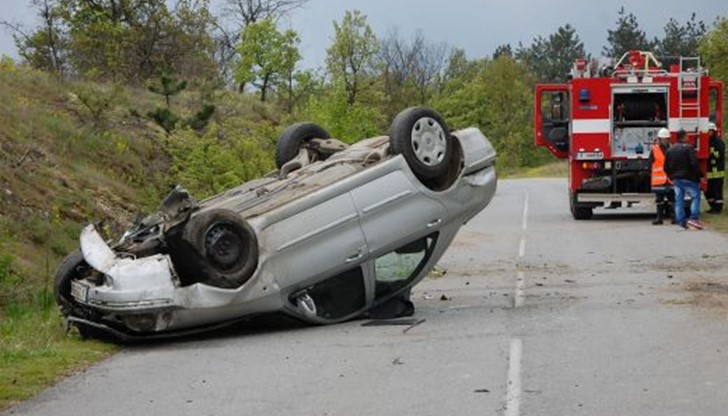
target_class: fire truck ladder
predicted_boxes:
[678,56,701,142]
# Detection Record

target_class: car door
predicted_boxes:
[262,191,368,290]
[370,232,439,303]
[535,84,570,158]
[350,169,447,256]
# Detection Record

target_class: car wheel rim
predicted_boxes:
[205,223,244,270]
[410,117,446,167]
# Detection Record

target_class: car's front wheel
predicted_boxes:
[54,250,88,317]
[182,209,258,289]
[54,250,109,339]
[389,107,453,181]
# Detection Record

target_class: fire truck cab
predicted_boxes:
[535,50,723,219]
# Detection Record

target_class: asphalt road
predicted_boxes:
[6,178,728,416]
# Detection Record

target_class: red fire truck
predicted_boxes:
[535,50,723,219]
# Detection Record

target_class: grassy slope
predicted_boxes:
[0,66,278,410]
[0,68,160,410]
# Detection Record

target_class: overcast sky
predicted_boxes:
[1,0,726,69]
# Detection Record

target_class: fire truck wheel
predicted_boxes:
[570,194,593,220]
[390,107,453,181]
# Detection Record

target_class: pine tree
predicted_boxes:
[602,7,653,58]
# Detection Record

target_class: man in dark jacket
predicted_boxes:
[706,122,725,213]
[664,129,703,230]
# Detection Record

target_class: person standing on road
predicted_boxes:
[649,128,673,225]
[665,129,703,230]
[706,122,725,213]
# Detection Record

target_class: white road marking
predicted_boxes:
[504,338,523,416]
[505,191,528,415]
[521,191,529,233]
[514,271,526,308]
[515,191,529,307]
[518,239,526,259]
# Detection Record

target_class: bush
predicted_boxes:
[301,87,385,142]
[187,103,216,131]
[165,119,276,198]
[0,55,16,73]
[147,108,180,133]
[72,83,122,131]
[0,252,15,284]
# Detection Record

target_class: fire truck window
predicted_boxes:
[540,92,569,122]
[709,88,718,122]
[549,92,568,121]
[539,90,570,152]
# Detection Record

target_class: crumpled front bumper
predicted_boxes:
[73,225,178,312]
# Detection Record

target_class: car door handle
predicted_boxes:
[427,218,442,228]
[345,250,364,263]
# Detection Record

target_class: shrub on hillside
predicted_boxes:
[166,119,276,198]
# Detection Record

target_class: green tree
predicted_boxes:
[479,57,536,168]
[326,10,380,106]
[234,18,300,102]
[700,17,728,126]
[602,7,654,58]
[278,68,321,115]
[379,28,450,120]
[700,17,728,81]
[492,43,513,59]
[654,14,706,57]
[302,86,384,143]
[434,56,536,168]
[148,73,187,108]
[215,0,311,87]
[5,0,68,74]
[517,24,586,82]
[60,0,172,81]
[167,0,218,82]
[11,0,217,83]
[145,73,216,133]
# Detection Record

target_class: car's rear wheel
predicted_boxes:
[275,122,331,169]
[182,209,258,289]
[389,107,453,181]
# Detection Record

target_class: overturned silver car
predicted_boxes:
[55,107,497,340]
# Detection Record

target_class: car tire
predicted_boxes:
[182,209,258,289]
[275,122,331,169]
[389,107,453,180]
[54,250,88,317]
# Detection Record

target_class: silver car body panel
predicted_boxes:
[70,128,497,334]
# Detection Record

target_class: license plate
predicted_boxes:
[70,281,89,303]
[576,151,604,160]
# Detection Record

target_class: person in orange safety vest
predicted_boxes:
[649,128,674,225]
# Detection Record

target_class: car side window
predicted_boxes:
[374,233,438,300]
[300,267,367,321]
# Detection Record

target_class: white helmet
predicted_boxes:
[657,128,670,139]
[707,122,717,131]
